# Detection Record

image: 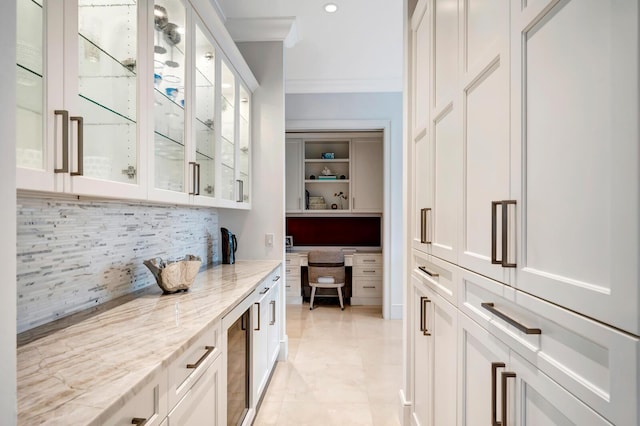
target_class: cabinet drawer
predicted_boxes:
[412,251,457,305]
[285,254,300,267]
[285,265,300,277]
[459,268,640,426]
[352,265,382,277]
[353,253,382,266]
[285,275,301,297]
[103,368,167,426]
[353,279,382,297]
[168,321,222,409]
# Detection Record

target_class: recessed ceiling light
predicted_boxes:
[324,3,338,13]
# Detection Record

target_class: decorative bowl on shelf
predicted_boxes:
[144,255,202,294]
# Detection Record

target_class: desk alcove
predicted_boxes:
[285,216,382,306]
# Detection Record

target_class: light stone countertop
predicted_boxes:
[17,260,282,425]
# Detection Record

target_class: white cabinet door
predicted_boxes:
[507,352,611,426]
[285,139,303,212]
[412,130,433,254]
[351,139,383,213]
[510,0,640,335]
[429,0,461,264]
[267,280,281,368]
[17,0,146,199]
[411,0,430,136]
[252,287,270,406]
[458,311,510,426]
[457,0,511,284]
[168,355,222,426]
[412,275,457,426]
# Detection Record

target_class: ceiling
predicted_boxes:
[213,0,403,94]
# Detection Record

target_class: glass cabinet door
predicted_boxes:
[220,60,236,201]
[16,0,44,171]
[238,84,250,203]
[194,24,216,198]
[153,0,186,192]
[77,0,138,183]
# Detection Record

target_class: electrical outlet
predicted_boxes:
[265,233,274,247]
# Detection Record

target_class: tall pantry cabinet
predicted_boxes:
[404,1,639,425]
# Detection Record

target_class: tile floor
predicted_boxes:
[253,303,403,426]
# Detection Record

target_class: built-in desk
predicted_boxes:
[285,251,382,306]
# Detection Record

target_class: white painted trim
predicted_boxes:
[285,78,403,94]
[398,389,413,426]
[286,119,393,320]
[225,17,299,48]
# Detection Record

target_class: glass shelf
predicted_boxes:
[221,137,234,168]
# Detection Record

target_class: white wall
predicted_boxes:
[218,41,286,262]
[285,92,404,319]
[1,0,17,422]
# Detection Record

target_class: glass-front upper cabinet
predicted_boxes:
[220,59,236,202]
[152,0,187,199]
[193,22,216,200]
[16,0,45,177]
[238,84,250,204]
[16,0,145,199]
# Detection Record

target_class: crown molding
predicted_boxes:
[225,17,299,48]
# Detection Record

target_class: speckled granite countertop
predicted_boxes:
[17,260,281,425]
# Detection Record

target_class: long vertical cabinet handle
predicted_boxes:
[54,110,69,173]
[501,200,517,267]
[236,179,243,202]
[69,116,83,176]
[269,300,276,325]
[419,296,431,336]
[501,371,516,426]
[491,362,505,426]
[491,201,517,267]
[420,208,432,244]
[189,163,201,195]
[254,302,261,331]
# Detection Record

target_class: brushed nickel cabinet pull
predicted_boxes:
[362,259,376,263]
[420,208,433,244]
[186,345,215,369]
[260,287,270,294]
[189,162,198,195]
[273,275,281,282]
[270,300,276,325]
[195,163,201,195]
[254,302,261,330]
[363,285,376,289]
[54,110,69,173]
[491,201,517,267]
[236,179,243,202]
[69,116,83,176]
[481,302,541,334]
[491,201,500,264]
[131,418,148,425]
[418,266,439,278]
[501,200,516,268]
[420,296,431,336]
[491,362,505,426]
[501,372,516,426]
[363,269,376,273]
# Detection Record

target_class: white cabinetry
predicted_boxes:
[16,0,146,199]
[104,368,168,426]
[285,132,383,214]
[166,320,223,426]
[406,0,639,425]
[411,274,457,426]
[351,139,383,212]
[167,348,223,426]
[16,0,256,210]
[509,0,639,336]
[285,139,303,213]
[351,253,383,305]
[251,272,281,410]
[285,253,302,304]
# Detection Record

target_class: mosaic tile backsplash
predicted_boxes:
[17,196,219,333]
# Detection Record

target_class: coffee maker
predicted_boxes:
[221,227,237,264]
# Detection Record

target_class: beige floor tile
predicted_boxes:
[253,304,401,425]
